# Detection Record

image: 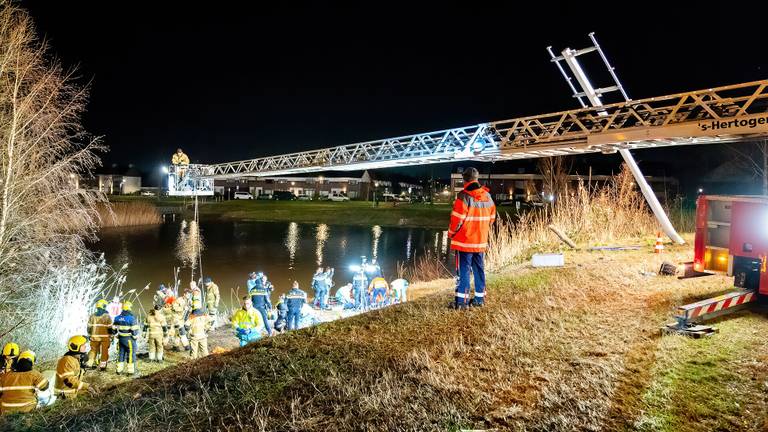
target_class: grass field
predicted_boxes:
[7,240,768,431]
[108,196,520,229]
[197,200,456,228]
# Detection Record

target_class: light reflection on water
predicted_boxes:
[315,224,329,265]
[92,220,451,310]
[441,230,449,255]
[285,222,299,269]
[406,230,413,260]
[371,225,382,260]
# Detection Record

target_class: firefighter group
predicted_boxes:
[0,266,409,415]
[0,166,494,416]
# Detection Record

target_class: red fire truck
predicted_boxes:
[666,195,768,336]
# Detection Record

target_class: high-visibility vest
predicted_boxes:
[231,308,261,330]
[448,181,496,252]
[368,277,388,293]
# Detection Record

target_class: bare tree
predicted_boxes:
[730,140,768,195]
[537,156,571,202]
[0,3,106,351]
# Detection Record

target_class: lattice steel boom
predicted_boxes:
[187,79,768,182]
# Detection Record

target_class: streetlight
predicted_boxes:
[160,166,171,195]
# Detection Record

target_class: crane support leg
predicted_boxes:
[663,289,757,337]
[555,37,685,245]
[619,149,685,245]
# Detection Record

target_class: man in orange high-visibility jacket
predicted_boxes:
[448,167,496,309]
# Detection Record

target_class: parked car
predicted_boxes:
[297,194,312,201]
[233,191,254,200]
[273,191,297,201]
[517,200,545,211]
[257,193,273,200]
[140,190,156,197]
[329,192,350,202]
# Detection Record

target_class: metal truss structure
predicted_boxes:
[491,79,768,158]
[167,164,215,196]
[201,79,768,181]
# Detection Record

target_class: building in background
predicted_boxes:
[80,165,142,195]
[214,171,423,200]
[451,172,678,203]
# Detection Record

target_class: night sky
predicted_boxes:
[22,2,768,190]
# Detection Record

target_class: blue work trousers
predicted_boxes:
[455,251,486,306]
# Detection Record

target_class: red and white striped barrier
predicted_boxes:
[675,290,756,323]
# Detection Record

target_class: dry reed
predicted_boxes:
[98,202,162,228]
[399,249,454,282]
[486,165,659,271]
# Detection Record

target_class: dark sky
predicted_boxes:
[22,2,768,189]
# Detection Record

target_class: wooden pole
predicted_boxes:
[548,224,577,249]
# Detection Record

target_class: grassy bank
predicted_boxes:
[110,196,499,229]
[7,242,768,431]
[197,200,457,228]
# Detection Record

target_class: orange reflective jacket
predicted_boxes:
[448,181,496,252]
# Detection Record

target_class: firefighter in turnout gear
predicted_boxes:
[170,295,191,351]
[448,167,496,309]
[0,351,49,414]
[86,299,113,370]
[185,301,214,359]
[171,148,190,166]
[286,281,307,330]
[204,277,220,316]
[171,148,190,190]
[113,301,141,376]
[54,336,93,399]
[144,306,168,362]
[0,343,19,375]
[188,281,203,304]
